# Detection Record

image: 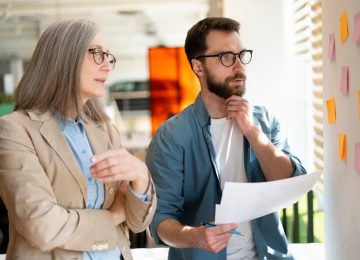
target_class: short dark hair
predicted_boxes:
[184,17,240,64]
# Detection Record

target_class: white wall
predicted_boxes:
[322,1,360,259]
[223,0,311,169]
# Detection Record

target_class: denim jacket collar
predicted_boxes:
[193,93,211,128]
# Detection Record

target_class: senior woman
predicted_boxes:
[0,19,156,260]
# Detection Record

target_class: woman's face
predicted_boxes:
[80,31,113,104]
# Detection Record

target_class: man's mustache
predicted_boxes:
[228,72,246,81]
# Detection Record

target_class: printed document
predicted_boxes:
[215,172,322,224]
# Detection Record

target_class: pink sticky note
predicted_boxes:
[328,33,336,61]
[355,143,360,173]
[340,66,349,95]
[353,12,360,44]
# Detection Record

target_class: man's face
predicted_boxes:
[201,30,247,98]
[204,66,246,98]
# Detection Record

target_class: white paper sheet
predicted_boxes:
[215,172,322,224]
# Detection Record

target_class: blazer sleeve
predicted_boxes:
[0,116,118,252]
[105,122,157,234]
[124,180,157,233]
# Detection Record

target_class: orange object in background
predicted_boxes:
[148,47,200,136]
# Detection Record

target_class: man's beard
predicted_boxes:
[205,69,246,99]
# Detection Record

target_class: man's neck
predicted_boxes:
[201,90,226,119]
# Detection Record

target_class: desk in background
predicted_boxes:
[0,243,324,260]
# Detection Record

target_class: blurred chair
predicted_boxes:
[0,198,8,253]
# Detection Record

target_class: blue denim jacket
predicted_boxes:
[146,93,306,260]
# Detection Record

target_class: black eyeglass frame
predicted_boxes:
[88,48,117,69]
[194,49,253,67]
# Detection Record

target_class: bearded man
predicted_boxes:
[146,17,306,260]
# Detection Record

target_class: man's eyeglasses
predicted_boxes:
[88,48,116,70]
[194,50,253,67]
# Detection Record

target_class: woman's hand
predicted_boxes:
[90,148,150,194]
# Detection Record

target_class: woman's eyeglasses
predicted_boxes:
[88,48,116,70]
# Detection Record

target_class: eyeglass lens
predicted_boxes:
[90,48,116,69]
[221,51,252,67]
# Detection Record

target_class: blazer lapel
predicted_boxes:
[84,119,118,208]
[29,111,87,202]
[84,119,110,155]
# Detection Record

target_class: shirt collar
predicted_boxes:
[52,112,85,132]
[193,92,211,127]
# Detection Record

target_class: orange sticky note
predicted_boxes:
[340,10,349,44]
[338,133,347,160]
[326,97,336,124]
[340,66,349,95]
[358,89,360,120]
[327,33,336,61]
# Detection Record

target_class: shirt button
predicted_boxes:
[109,187,114,194]
[91,245,97,251]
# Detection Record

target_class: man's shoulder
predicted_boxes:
[252,105,270,117]
[155,105,197,139]
[252,105,278,131]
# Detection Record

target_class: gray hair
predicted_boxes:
[15,19,109,123]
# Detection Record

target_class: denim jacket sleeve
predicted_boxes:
[145,123,185,245]
[252,106,306,179]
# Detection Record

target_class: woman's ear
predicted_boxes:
[191,59,203,76]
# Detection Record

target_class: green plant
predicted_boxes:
[0,92,15,104]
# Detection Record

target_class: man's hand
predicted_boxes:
[225,95,255,138]
[225,95,293,181]
[190,223,238,253]
[157,219,237,253]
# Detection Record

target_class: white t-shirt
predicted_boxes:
[210,117,258,260]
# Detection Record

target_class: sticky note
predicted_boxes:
[327,33,336,61]
[326,97,336,124]
[353,12,360,44]
[340,66,349,95]
[340,10,349,44]
[338,133,347,160]
[355,143,360,173]
[358,89,360,120]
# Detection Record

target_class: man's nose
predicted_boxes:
[232,55,246,72]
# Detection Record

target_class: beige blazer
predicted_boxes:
[0,110,156,260]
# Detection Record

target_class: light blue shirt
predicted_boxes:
[55,116,120,260]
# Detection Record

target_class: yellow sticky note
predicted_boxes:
[338,133,347,160]
[340,10,349,44]
[326,97,336,124]
[358,89,360,120]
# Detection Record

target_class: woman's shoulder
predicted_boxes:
[0,110,34,140]
[0,110,30,126]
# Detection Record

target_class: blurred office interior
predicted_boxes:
[0,0,326,258]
